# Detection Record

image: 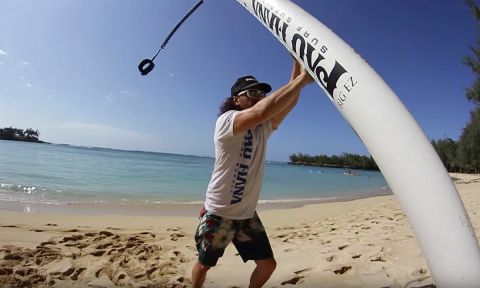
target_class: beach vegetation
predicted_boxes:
[431,138,460,172]
[431,0,480,174]
[289,152,379,171]
[458,0,480,173]
[0,127,43,143]
[464,0,480,105]
[457,107,480,173]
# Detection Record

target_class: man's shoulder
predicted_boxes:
[218,110,237,118]
[216,110,237,124]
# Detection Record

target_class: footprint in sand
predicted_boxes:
[333,266,352,274]
[370,256,386,262]
[281,268,310,285]
[172,250,189,263]
[273,233,291,242]
[39,240,57,246]
[170,232,185,241]
[281,276,304,285]
[61,234,84,242]
[95,242,113,250]
[276,226,296,231]
[89,249,107,257]
[139,231,156,238]
[99,230,115,237]
[186,245,196,252]
[105,227,122,231]
[166,226,182,232]
[337,245,348,251]
[65,229,80,233]
[69,267,86,280]
[294,268,311,274]
[411,267,428,277]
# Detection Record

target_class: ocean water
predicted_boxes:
[0,140,389,207]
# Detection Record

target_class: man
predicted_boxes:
[192,59,313,288]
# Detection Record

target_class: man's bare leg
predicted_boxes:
[192,261,211,288]
[249,258,277,288]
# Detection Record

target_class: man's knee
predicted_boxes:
[256,258,277,273]
[267,258,277,272]
[200,264,212,272]
[192,261,212,288]
[196,262,212,273]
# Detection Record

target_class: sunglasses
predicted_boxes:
[237,89,266,99]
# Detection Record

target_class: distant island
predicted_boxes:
[0,127,45,143]
[289,152,379,171]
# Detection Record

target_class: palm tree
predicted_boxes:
[24,128,39,141]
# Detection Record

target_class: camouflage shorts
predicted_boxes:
[194,210,273,266]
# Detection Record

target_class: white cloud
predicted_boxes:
[21,61,31,66]
[26,83,32,88]
[0,49,7,56]
[52,122,155,151]
[106,92,114,102]
[169,73,174,77]
[120,90,136,96]
[57,122,137,135]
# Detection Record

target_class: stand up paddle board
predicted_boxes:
[236,0,480,286]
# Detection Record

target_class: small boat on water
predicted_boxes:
[344,169,359,176]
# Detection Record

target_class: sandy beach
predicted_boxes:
[0,173,478,287]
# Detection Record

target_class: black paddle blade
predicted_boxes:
[138,59,155,76]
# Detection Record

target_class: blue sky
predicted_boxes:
[0,0,476,161]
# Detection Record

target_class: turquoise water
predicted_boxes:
[0,140,389,206]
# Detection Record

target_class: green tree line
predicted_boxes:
[0,127,42,143]
[431,0,480,174]
[289,153,379,171]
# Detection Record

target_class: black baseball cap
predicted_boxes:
[231,75,272,97]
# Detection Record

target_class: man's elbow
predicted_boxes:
[271,119,281,130]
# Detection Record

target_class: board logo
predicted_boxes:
[251,0,357,108]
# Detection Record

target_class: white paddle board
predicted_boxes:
[236,0,480,286]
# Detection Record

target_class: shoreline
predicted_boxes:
[0,188,393,217]
[0,174,478,287]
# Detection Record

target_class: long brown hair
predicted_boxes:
[219,97,238,115]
